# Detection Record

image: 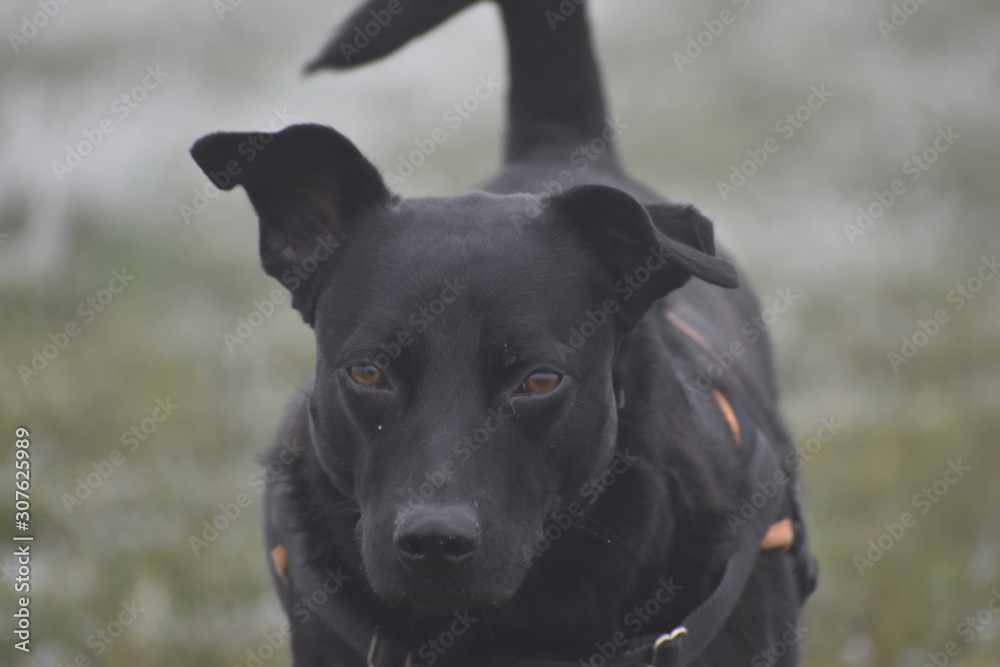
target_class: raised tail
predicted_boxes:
[307,0,616,165]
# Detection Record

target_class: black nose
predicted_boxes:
[393,506,481,577]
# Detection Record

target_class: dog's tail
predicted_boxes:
[307,0,615,166]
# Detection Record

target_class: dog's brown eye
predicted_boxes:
[348,364,387,388]
[520,372,561,394]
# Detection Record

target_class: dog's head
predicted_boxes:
[192,124,737,614]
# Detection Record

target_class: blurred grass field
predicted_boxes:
[2,1,1000,665]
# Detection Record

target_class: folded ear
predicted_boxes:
[190,123,390,325]
[551,185,739,327]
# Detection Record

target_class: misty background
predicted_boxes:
[1,0,999,665]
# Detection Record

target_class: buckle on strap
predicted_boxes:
[649,627,687,667]
[367,633,413,667]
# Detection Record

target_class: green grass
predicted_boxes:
[3,211,999,666]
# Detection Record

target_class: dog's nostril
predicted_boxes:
[394,509,481,576]
[395,535,428,561]
[441,534,475,559]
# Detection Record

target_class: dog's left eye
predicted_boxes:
[519,371,561,395]
[348,364,388,388]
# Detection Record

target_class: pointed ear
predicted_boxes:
[551,185,739,327]
[190,123,390,325]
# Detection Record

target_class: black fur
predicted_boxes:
[191,1,814,665]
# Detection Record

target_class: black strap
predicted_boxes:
[516,427,782,667]
[635,427,784,666]
[367,633,413,667]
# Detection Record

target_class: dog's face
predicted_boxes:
[191,124,737,614]
[309,193,627,611]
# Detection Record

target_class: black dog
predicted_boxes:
[191,1,816,665]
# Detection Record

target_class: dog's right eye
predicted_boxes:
[518,371,562,395]
[347,364,388,388]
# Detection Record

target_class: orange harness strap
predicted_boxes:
[271,544,289,585]
[710,389,741,446]
[761,519,795,551]
[668,311,794,552]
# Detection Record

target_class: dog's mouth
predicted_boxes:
[365,545,529,614]
[374,574,517,616]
